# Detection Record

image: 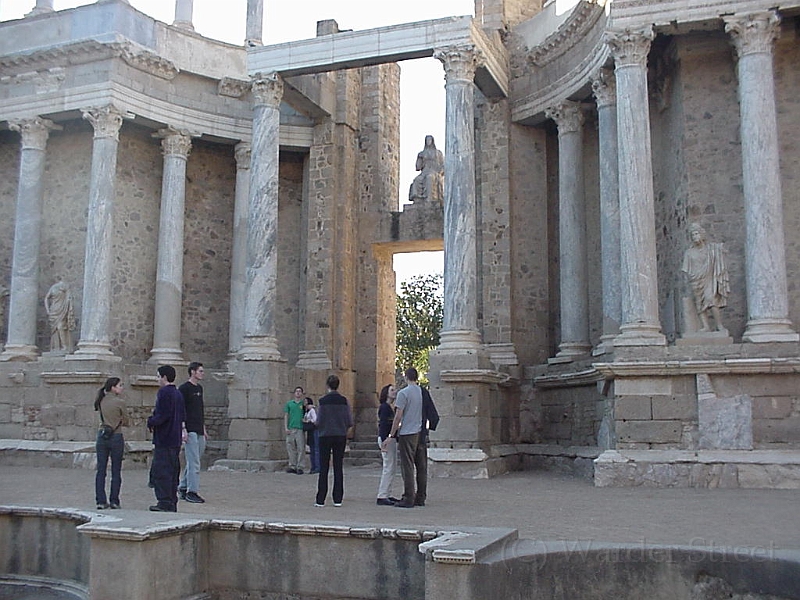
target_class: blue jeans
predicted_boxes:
[95,431,124,506]
[179,432,206,493]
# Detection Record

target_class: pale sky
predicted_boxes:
[0,0,463,283]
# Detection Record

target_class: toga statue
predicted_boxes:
[45,280,75,352]
[408,135,444,204]
[681,223,730,334]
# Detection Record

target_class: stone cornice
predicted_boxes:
[527,0,608,67]
[0,39,178,81]
[218,76,250,98]
[534,368,602,389]
[594,357,800,378]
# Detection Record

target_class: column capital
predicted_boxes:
[724,11,780,58]
[235,142,251,169]
[81,106,125,141]
[545,100,585,134]
[604,27,654,68]
[9,117,62,150]
[434,45,481,83]
[154,126,194,157]
[251,72,283,108]
[592,68,617,108]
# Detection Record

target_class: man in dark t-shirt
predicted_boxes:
[147,365,186,512]
[178,362,206,503]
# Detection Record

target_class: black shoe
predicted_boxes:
[388,497,401,503]
[109,503,120,509]
[414,500,425,507]
[395,502,415,508]
[149,505,168,512]
[376,498,395,506]
[296,469,304,475]
[178,488,187,501]
[286,467,297,474]
[96,503,109,510]
[309,470,319,474]
[185,491,205,504]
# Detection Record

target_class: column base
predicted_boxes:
[437,330,482,353]
[742,318,799,343]
[553,341,592,362]
[613,324,666,347]
[147,348,187,366]
[71,341,120,362]
[25,8,55,17]
[0,344,39,362]
[485,343,518,367]
[172,20,195,31]
[238,336,283,361]
[592,333,619,356]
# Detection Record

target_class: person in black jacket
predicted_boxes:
[314,374,353,507]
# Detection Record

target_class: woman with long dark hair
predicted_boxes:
[376,383,399,505]
[94,377,128,509]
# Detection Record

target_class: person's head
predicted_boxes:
[188,361,204,382]
[305,397,314,407]
[157,365,176,385]
[294,386,304,399]
[94,377,122,410]
[378,384,397,404]
[689,223,706,245]
[326,374,339,391]
[404,367,419,383]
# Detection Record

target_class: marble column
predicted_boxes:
[173,0,194,31]
[725,12,798,343]
[149,128,193,364]
[1,118,60,362]
[245,0,263,46]
[592,68,622,354]
[545,101,591,360]
[26,0,54,16]
[228,142,251,356]
[74,106,124,359]
[434,45,482,352]
[604,27,666,347]
[238,73,282,361]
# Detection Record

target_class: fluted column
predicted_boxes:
[149,128,193,364]
[74,106,124,359]
[229,142,251,356]
[173,0,194,30]
[545,101,591,360]
[245,0,263,46]
[26,0,54,16]
[605,27,666,347]
[592,68,621,354]
[239,73,282,361]
[434,45,482,352]
[725,12,798,343]
[1,118,60,362]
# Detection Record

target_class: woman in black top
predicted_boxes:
[376,383,399,505]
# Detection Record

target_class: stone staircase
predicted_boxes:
[345,440,382,467]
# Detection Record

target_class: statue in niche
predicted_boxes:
[681,223,730,335]
[408,135,444,205]
[45,280,75,352]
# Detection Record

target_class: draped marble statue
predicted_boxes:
[408,135,444,204]
[45,280,75,352]
[681,223,730,335]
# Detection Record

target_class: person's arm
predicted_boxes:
[284,403,290,432]
[382,405,403,449]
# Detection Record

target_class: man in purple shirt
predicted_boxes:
[147,365,186,512]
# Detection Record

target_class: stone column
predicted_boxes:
[604,27,665,347]
[149,127,193,364]
[26,0,54,16]
[434,45,482,352]
[545,101,591,360]
[238,73,282,361]
[725,12,798,343]
[74,106,124,359]
[228,142,250,356]
[245,0,263,46]
[1,118,60,362]
[173,0,194,30]
[592,68,621,354]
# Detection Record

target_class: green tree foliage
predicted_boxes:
[396,273,443,382]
